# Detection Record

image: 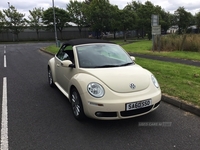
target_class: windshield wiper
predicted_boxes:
[118,62,133,66]
[91,63,134,68]
[94,65,119,68]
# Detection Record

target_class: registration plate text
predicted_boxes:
[126,99,152,111]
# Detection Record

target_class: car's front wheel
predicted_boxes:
[48,68,55,87]
[70,88,85,120]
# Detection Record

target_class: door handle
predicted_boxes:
[56,64,60,67]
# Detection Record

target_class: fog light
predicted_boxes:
[95,112,103,117]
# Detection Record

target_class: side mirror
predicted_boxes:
[130,56,135,61]
[61,60,75,68]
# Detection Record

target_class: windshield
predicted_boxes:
[76,43,134,68]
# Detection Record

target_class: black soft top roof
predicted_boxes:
[62,38,114,46]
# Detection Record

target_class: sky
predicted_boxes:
[0,0,200,18]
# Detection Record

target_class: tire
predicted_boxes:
[70,88,86,120]
[48,68,55,87]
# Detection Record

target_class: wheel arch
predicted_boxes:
[48,58,56,83]
[68,73,106,119]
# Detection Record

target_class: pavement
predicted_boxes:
[41,49,200,117]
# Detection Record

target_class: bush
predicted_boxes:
[160,34,200,52]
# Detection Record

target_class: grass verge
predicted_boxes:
[45,45,59,54]
[121,40,200,62]
[136,57,200,106]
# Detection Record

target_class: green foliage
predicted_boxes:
[3,5,26,41]
[82,0,113,37]
[195,12,200,33]
[119,8,136,41]
[0,1,199,43]
[108,5,121,38]
[126,1,170,38]
[43,7,71,39]
[0,10,5,32]
[66,0,86,36]
[27,7,44,27]
[174,7,193,34]
[27,7,44,40]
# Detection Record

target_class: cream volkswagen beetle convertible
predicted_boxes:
[48,39,161,120]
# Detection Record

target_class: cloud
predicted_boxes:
[110,0,132,9]
[0,0,199,18]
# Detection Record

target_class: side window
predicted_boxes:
[56,45,73,61]
[56,45,65,60]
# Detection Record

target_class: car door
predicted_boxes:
[55,45,75,92]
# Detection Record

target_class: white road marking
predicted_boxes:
[4,47,6,67]
[4,55,7,68]
[1,77,9,150]
[4,46,6,53]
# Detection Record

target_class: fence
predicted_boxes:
[0,27,89,42]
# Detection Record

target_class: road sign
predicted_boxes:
[152,25,161,35]
[151,14,159,26]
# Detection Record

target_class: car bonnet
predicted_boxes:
[81,65,151,93]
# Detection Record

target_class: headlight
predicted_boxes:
[87,82,104,98]
[151,75,159,88]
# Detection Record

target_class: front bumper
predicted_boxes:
[80,90,161,120]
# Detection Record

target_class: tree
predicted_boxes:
[0,10,5,33]
[43,7,71,39]
[66,0,86,37]
[195,12,200,33]
[82,0,113,38]
[126,1,142,38]
[173,7,193,50]
[139,1,156,38]
[109,5,121,39]
[3,5,26,41]
[127,1,171,39]
[27,7,44,41]
[126,1,154,38]
[119,8,136,41]
[174,7,192,34]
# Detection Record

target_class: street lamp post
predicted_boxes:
[52,0,58,46]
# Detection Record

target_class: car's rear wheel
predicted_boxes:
[48,68,55,87]
[70,88,85,120]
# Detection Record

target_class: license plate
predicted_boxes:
[126,99,152,111]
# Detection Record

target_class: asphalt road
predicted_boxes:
[0,43,200,150]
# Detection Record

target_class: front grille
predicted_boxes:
[120,106,153,117]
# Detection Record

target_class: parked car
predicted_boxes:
[48,39,161,120]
